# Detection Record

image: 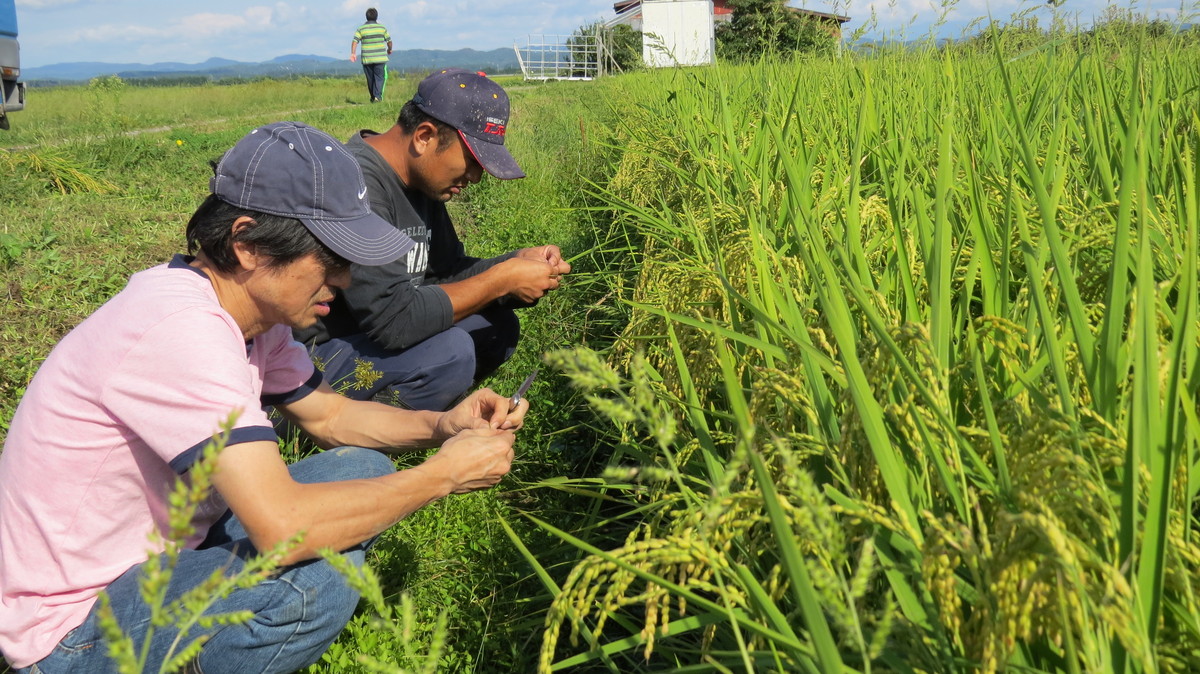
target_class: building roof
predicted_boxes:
[793,8,851,23]
[612,1,849,23]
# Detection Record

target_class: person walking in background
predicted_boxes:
[350,7,391,103]
[294,69,572,412]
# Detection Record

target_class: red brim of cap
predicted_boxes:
[459,130,525,180]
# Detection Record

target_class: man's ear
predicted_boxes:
[229,216,261,271]
[411,121,442,155]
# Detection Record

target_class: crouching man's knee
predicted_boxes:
[381,327,477,411]
[197,557,363,673]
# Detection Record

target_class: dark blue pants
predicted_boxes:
[312,306,520,411]
[362,62,387,101]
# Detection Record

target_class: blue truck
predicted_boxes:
[0,0,25,130]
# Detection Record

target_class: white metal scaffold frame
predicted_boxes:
[513,32,601,81]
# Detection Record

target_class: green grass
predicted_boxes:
[1,74,624,672]
[3,76,413,145]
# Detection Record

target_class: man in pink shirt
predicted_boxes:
[0,121,526,673]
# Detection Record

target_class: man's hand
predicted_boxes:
[350,53,358,62]
[421,427,516,494]
[436,387,527,439]
[516,245,572,277]
[500,257,566,304]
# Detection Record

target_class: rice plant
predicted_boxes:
[519,22,1200,674]
[0,146,115,195]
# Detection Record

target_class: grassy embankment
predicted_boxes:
[0,73,623,672]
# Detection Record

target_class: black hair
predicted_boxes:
[397,100,459,150]
[185,194,350,274]
[366,8,378,21]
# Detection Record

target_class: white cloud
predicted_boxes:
[74,23,162,44]
[15,0,81,8]
[177,12,254,37]
[71,7,277,49]
[339,0,402,20]
[244,6,273,26]
[398,2,432,21]
[271,2,308,22]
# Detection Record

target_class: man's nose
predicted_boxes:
[466,158,484,184]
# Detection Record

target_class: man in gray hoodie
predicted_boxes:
[295,69,571,410]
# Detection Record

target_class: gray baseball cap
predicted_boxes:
[211,121,414,266]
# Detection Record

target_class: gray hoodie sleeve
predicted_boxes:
[433,251,517,284]
[340,258,454,350]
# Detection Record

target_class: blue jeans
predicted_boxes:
[20,446,395,674]
[314,306,520,411]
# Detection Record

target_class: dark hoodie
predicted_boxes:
[294,130,514,350]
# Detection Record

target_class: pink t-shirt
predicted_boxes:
[0,256,320,668]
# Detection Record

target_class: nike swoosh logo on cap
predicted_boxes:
[358,186,368,199]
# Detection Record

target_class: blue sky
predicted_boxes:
[12,0,1189,68]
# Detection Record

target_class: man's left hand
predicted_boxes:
[517,245,571,277]
[436,388,528,438]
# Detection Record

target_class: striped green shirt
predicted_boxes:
[354,21,390,64]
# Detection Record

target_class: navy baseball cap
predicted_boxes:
[412,69,525,180]
[211,121,414,266]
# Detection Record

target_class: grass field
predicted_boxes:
[5,20,1200,673]
[0,72,621,672]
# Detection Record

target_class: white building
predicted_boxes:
[610,0,716,67]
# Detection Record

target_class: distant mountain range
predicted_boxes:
[24,49,522,83]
